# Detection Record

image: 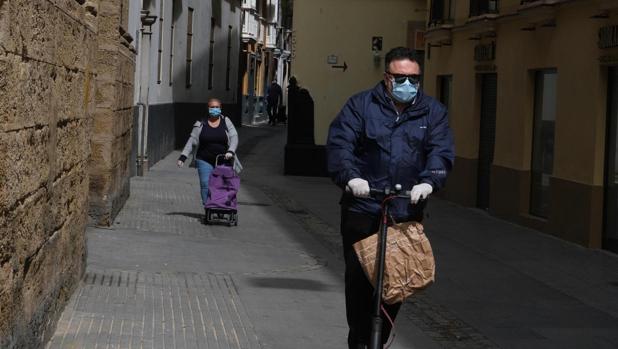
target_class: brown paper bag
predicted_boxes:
[353,221,435,304]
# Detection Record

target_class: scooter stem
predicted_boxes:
[369,201,390,349]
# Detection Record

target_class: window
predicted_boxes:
[208,17,216,90]
[186,7,194,88]
[156,1,164,84]
[169,0,177,86]
[469,0,498,17]
[226,25,232,91]
[429,0,455,26]
[256,0,263,16]
[437,75,453,112]
[530,70,557,218]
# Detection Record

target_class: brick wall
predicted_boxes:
[0,0,135,346]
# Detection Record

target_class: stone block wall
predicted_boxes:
[0,0,98,347]
[0,0,135,346]
[89,0,135,225]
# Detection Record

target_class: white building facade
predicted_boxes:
[129,0,242,173]
[240,0,293,125]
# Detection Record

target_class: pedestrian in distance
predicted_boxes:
[326,46,455,348]
[266,80,282,126]
[286,76,300,131]
[177,98,239,219]
[287,76,300,96]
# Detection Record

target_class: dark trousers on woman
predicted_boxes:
[341,209,402,348]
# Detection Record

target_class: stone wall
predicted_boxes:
[0,0,135,347]
[89,0,135,225]
[0,0,98,347]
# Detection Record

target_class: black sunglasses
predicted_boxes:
[386,72,421,84]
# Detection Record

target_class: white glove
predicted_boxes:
[346,178,370,198]
[410,183,433,204]
[224,152,234,160]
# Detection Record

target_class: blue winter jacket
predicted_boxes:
[326,82,455,220]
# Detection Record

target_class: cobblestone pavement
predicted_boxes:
[48,127,347,349]
[254,180,497,349]
[48,125,618,348]
[237,125,618,349]
[49,270,260,349]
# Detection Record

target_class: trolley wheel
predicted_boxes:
[203,209,209,225]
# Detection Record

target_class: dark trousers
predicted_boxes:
[341,209,402,348]
[267,102,278,124]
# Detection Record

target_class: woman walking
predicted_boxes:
[177,98,239,218]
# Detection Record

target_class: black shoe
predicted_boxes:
[347,330,367,349]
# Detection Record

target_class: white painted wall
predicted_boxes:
[132,0,242,106]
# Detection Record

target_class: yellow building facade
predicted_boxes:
[424,0,618,252]
[291,0,428,145]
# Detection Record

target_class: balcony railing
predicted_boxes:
[241,12,259,41]
[257,21,265,45]
[470,0,498,17]
[279,29,292,55]
[265,23,277,48]
[429,0,455,27]
[242,0,257,11]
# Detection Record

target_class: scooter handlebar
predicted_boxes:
[345,183,412,199]
[369,187,411,199]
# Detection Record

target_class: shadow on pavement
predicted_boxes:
[246,277,332,291]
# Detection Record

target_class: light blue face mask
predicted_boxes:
[208,107,222,117]
[391,78,419,103]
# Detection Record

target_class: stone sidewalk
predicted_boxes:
[47,125,618,348]
[46,125,436,349]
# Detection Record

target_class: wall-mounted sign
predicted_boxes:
[474,42,496,62]
[327,54,338,64]
[332,62,348,72]
[372,36,383,51]
[599,25,618,49]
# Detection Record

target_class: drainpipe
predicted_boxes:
[137,9,157,176]
[135,101,145,174]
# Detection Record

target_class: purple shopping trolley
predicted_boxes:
[204,155,240,226]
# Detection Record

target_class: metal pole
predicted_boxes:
[136,102,145,175]
[137,9,156,175]
[369,200,389,349]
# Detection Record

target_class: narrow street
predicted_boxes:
[47,125,618,349]
[5,2,618,348]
